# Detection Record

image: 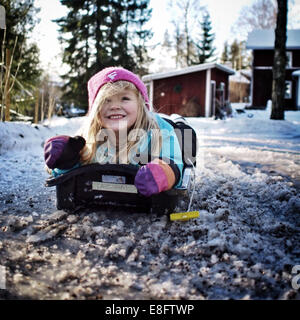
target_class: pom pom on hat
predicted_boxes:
[87,67,149,112]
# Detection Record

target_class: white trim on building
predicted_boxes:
[205,69,211,117]
[142,63,234,83]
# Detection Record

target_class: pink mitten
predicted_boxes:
[134,159,176,197]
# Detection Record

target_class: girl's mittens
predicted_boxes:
[44,135,86,169]
[134,159,176,197]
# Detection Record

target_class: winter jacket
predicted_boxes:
[52,113,184,187]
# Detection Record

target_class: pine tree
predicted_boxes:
[229,40,240,70]
[0,0,42,119]
[194,12,216,64]
[55,0,100,107]
[229,40,251,70]
[220,41,230,65]
[55,0,152,109]
[168,0,205,68]
[127,0,153,75]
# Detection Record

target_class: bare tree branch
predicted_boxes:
[0,27,6,121]
[9,38,24,94]
[231,0,277,39]
[3,36,18,105]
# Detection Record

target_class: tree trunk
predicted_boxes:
[34,89,39,124]
[95,0,104,67]
[271,0,288,120]
[4,48,11,121]
[40,89,44,122]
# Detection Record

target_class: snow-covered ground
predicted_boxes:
[0,106,299,300]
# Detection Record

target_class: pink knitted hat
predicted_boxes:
[87,67,149,112]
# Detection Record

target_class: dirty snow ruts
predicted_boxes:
[0,106,299,300]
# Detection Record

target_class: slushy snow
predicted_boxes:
[0,105,299,300]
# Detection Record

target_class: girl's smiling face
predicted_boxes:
[100,88,139,134]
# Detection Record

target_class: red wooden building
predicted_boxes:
[246,29,300,110]
[142,63,234,117]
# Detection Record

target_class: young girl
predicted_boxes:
[44,67,184,197]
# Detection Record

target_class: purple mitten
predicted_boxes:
[44,135,85,169]
[134,162,169,197]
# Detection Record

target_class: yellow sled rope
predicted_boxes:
[170,211,199,221]
[170,159,199,222]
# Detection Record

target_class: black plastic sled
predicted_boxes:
[45,163,193,214]
[45,116,197,214]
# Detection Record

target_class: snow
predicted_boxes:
[0,116,84,155]
[229,71,250,83]
[246,29,300,50]
[0,106,300,300]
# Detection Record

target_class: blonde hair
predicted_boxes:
[79,80,161,164]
